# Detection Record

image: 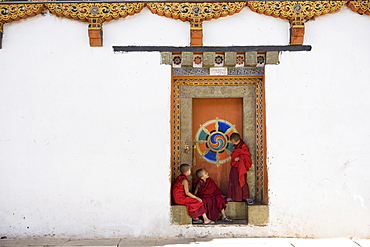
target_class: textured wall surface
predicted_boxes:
[0,7,369,238]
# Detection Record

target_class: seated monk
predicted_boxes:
[194,168,232,222]
[172,164,214,225]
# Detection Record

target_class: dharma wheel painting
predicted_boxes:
[194,118,238,166]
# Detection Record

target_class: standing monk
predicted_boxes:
[172,164,214,224]
[194,169,232,222]
[227,133,253,203]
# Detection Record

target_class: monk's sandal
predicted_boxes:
[221,217,233,222]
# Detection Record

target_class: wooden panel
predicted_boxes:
[192,98,243,196]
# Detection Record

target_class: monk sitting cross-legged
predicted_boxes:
[194,169,232,222]
[172,164,215,225]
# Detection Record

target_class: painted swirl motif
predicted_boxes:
[247,1,346,20]
[195,118,238,166]
[147,2,246,21]
[0,4,43,23]
[209,132,227,151]
[46,3,145,21]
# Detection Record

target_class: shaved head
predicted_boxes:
[230,133,241,142]
[196,169,205,179]
[180,164,190,174]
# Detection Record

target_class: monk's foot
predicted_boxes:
[203,220,215,225]
[226,198,233,202]
[192,218,203,224]
[221,217,233,222]
[192,219,203,224]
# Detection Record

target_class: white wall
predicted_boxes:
[0,6,369,239]
[266,7,370,238]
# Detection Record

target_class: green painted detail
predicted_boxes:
[198,129,208,141]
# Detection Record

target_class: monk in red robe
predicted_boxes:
[227,133,253,203]
[194,169,232,222]
[172,164,214,224]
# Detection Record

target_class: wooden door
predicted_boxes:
[192,98,243,196]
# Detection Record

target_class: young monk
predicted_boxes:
[227,133,253,203]
[194,169,232,222]
[172,164,214,225]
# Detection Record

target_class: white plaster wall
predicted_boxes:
[266,7,370,238]
[0,6,369,239]
[204,7,289,46]
[0,11,173,238]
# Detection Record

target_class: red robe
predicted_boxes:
[195,178,227,221]
[227,140,252,201]
[172,173,206,219]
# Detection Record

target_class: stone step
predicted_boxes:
[170,205,192,224]
[171,202,269,225]
[225,201,247,220]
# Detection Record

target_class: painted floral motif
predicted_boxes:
[194,55,202,65]
[173,56,182,65]
[215,55,224,65]
[257,55,265,65]
[236,55,245,65]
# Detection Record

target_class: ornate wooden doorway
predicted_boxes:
[171,77,267,204]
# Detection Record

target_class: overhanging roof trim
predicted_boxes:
[113,45,312,52]
[0,0,337,4]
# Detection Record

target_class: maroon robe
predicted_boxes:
[195,178,227,221]
[172,173,206,219]
[227,139,252,201]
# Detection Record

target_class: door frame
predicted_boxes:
[171,76,268,204]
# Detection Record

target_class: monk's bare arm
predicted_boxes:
[194,185,199,196]
[182,179,202,202]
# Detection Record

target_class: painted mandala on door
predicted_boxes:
[195,118,238,166]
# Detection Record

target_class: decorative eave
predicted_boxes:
[147,2,246,46]
[0,3,44,23]
[348,0,370,15]
[46,3,145,47]
[0,3,44,49]
[247,1,346,45]
[1,1,370,49]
